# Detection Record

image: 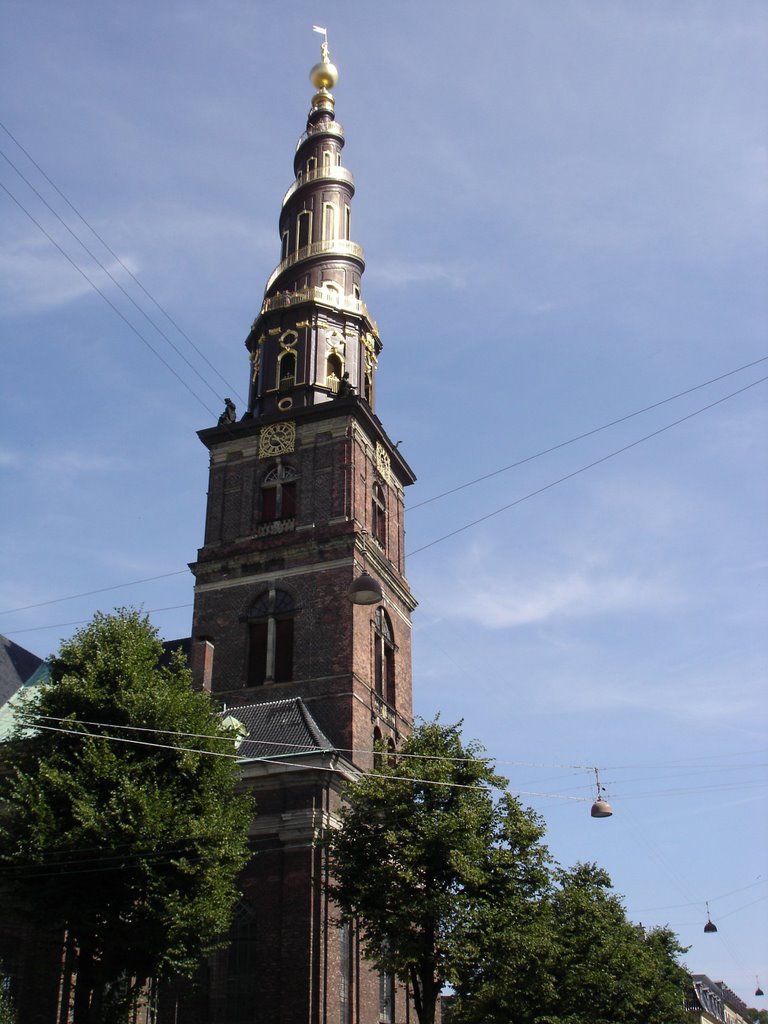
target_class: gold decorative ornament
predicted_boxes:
[259,421,296,458]
[310,26,338,92]
[250,347,261,382]
[375,442,391,484]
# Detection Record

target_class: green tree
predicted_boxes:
[327,719,691,1024]
[533,862,690,1024]
[326,720,554,1024]
[0,609,253,1024]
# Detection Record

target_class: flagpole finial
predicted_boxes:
[310,25,338,96]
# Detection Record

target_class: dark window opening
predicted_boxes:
[247,589,296,686]
[372,483,386,548]
[374,608,395,706]
[339,921,352,1024]
[297,211,311,250]
[379,970,394,1024]
[326,353,343,392]
[261,463,297,523]
[279,350,297,391]
[224,901,259,1024]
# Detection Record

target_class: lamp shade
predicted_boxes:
[590,798,613,818]
[348,572,382,605]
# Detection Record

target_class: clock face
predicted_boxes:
[259,421,296,458]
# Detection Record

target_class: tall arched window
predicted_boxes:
[323,202,337,241]
[374,608,395,705]
[339,921,353,1024]
[278,350,296,391]
[261,463,297,522]
[247,589,296,685]
[372,482,386,548]
[326,352,343,392]
[296,210,311,251]
[224,901,259,1021]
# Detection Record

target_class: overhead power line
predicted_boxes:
[408,373,768,557]
[0,362,764,627]
[1,146,228,407]
[0,120,243,403]
[408,354,768,511]
[0,180,219,418]
[0,570,189,616]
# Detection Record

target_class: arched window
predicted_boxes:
[247,589,296,685]
[326,352,343,392]
[281,230,289,260]
[278,350,296,391]
[224,900,259,1021]
[340,921,353,1024]
[323,202,337,241]
[261,463,297,522]
[364,371,372,406]
[374,608,395,705]
[296,210,311,251]
[372,482,386,547]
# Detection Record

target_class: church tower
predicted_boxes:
[187,34,417,1024]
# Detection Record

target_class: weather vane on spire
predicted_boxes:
[312,24,330,64]
[310,25,338,96]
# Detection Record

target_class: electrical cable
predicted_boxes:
[407,354,768,511]
[3,603,193,636]
[408,373,768,557]
[22,722,586,801]
[0,120,244,403]
[0,570,189,616]
[1,146,230,407]
[1,359,763,622]
[0,180,218,418]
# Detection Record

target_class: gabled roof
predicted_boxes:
[0,635,43,707]
[0,660,50,741]
[225,697,336,762]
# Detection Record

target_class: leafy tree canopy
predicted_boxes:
[327,719,690,1024]
[327,719,554,1024]
[0,609,253,1023]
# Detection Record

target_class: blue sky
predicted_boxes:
[1,0,766,1004]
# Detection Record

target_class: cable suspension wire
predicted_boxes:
[18,718,765,801]
[24,714,609,771]
[408,354,768,511]
[0,570,190,616]
[0,120,244,403]
[0,180,218,418]
[23,722,586,801]
[0,363,764,624]
[408,373,768,557]
[1,146,229,407]
[3,604,193,636]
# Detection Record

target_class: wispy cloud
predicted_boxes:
[0,233,132,315]
[433,567,680,629]
[368,259,468,289]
